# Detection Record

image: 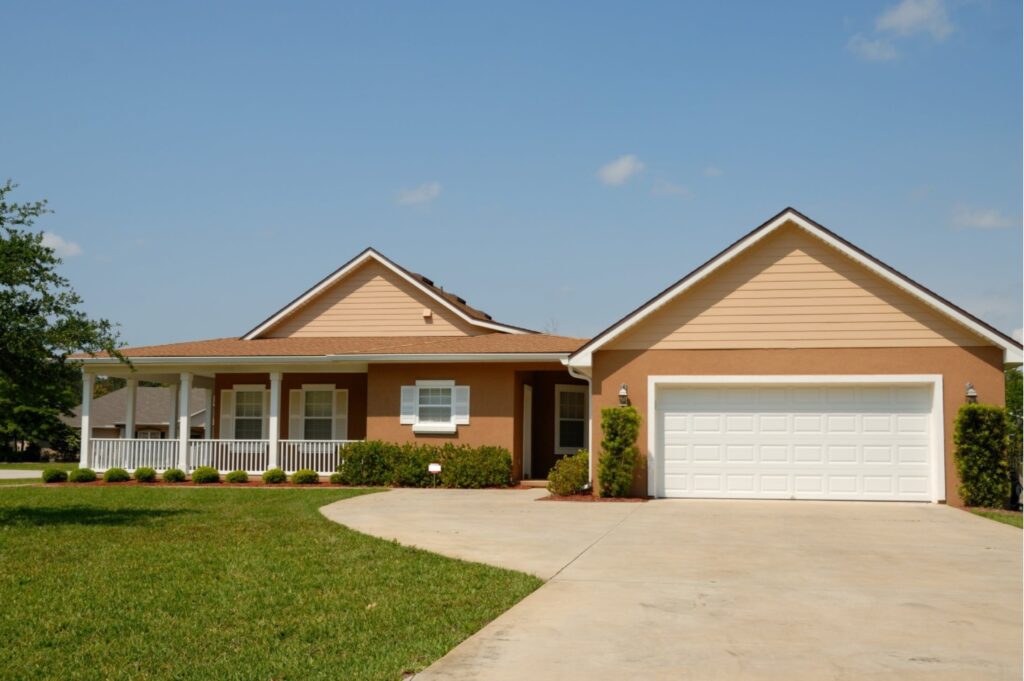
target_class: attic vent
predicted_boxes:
[454,296,467,304]
[418,275,434,286]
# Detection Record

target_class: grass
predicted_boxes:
[0,478,41,486]
[970,508,1024,528]
[0,462,78,471]
[0,487,541,680]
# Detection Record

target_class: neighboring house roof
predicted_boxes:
[76,334,586,362]
[569,207,1024,368]
[243,247,536,339]
[64,387,208,429]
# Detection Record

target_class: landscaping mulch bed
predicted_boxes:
[45,480,350,488]
[538,493,647,502]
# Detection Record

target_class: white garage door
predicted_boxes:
[656,383,936,501]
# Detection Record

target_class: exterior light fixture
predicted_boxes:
[965,383,978,404]
[618,384,629,407]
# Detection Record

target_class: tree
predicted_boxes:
[598,405,641,497]
[1006,368,1023,504]
[0,180,122,456]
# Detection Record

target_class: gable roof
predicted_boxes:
[243,248,535,339]
[63,387,207,429]
[568,208,1023,367]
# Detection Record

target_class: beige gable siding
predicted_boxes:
[264,260,487,338]
[609,223,987,350]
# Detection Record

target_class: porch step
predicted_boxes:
[518,479,548,488]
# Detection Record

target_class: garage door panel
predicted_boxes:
[657,383,934,501]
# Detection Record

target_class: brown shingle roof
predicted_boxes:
[76,334,586,359]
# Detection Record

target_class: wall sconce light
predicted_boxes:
[618,384,629,406]
[965,382,978,404]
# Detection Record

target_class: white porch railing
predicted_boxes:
[92,438,178,471]
[189,440,271,474]
[279,440,355,474]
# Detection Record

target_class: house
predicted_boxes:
[76,208,1022,504]
[64,386,208,440]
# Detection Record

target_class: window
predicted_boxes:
[401,381,469,434]
[418,386,453,423]
[555,385,587,455]
[234,390,264,440]
[303,389,333,440]
[137,429,161,439]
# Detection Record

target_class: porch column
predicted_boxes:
[268,372,282,470]
[178,373,192,471]
[80,371,94,468]
[203,388,213,439]
[167,384,178,440]
[124,378,137,439]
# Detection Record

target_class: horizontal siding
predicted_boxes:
[610,223,986,351]
[265,261,486,337]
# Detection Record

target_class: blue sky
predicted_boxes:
[3,0,1021,346]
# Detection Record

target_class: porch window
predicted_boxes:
[303,389,334,440]
[234,390,264,440]
[555,385,586,455]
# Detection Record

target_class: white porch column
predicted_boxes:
[167,384,179,441]
[268,372,282,469]
[178,373,192,471]
[80,371,95,468]
[124,378,137,439]
[203,388,213,439]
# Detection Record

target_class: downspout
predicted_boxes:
[563,359,595,492]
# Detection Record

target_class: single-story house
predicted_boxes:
[64,386,207,440]
[76,208,1021,504]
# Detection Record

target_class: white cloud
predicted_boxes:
[1014,328,1023,343]
[703,166,723,177]
[41,232,82,257]
[847,34,900,61]
[651,180,694,198]
[597,155,645,186]
[876,0,953,41]
[396,181,442,206]
[952,205,1014,230]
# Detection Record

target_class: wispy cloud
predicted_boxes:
[651,180,694,198]
[41,231,82,257]
[952,205,1014,230]
[597,155,645,186]
[703,166,723,177]
[396,181,442,206]
[847,34,899,61]
[876,0,953,40]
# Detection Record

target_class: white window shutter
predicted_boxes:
[261,390,270,439]
[288,389,303,440]
[219,390,234,439]
[400,386,417,425]
[453,386,470,425]
[334,390,349,440]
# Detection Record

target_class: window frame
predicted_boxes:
[301,384,336,441]
[233,386,265,440]
[411,380,458,434]
[554,384,587,456]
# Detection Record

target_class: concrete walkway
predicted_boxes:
[321,489,1023,681]
[0,469,42,480]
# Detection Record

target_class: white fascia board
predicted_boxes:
[569,209,1022,367]
[76,352,570,367]
[243,249,528,339]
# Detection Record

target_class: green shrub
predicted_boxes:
[191,466,220,484]
[329,471,344,485]
[68,468,97,483]
[133,467,157,483]
[335,440,397,485]
[547,449,589,496]
[390,443,435,487]
[41,467,68,483]
[598,406,641,497]
[162,468,186,483]
[262,467,287,484]
[440,444,511,488]
[102,467,130,483]
[225,470,249,484]
[292,469,320,485]
[954,403,1011,507]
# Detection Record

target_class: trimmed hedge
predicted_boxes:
[191,466,220,484]
[162,468,186,483]
[954,403,1012,508]
[225,470,249,484]
[262,468,287,484]
[68,468,97,483]
[547,449,589,496]
[134,467,157,483]
[103,467,131,483]
[334,441,511,488]
[42,467,68,483]
[329,471,344,485]
[292,469,320,485]
[598,406,641,497]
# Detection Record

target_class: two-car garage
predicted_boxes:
[651,378,942,502]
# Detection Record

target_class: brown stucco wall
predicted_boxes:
[590,346,1006,504]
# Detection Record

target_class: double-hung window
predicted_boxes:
[555,384,587,455]
[286,386,348,441]
[401,380,470,434]
[234,390,264,440]
[303,389,334,440]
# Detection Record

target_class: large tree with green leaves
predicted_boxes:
[0,181,122,455]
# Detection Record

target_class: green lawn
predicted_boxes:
[0,487,541,680]
[0,462,78,470]
[970,509,1024,529]
[0,478,40,486]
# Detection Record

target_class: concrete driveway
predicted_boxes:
[322,489,1023,681]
